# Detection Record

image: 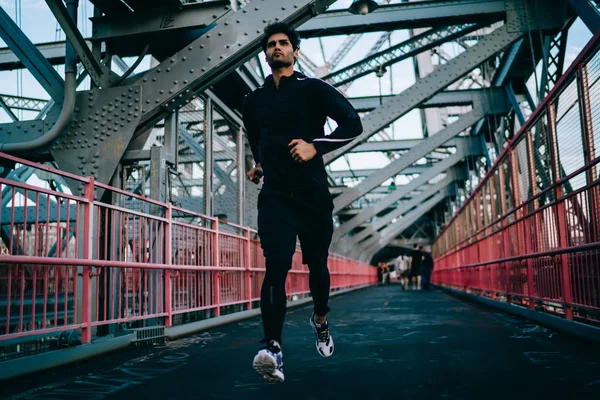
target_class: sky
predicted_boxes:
[0,0,595,180]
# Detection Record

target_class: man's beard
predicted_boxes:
[268,56,293,69]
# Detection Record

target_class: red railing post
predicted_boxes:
[213,219,220,316]
[244,228,252,310]
[578,64,599,244]
[548,103,574,320]
[164,203,172,327]
[81,177,94,343]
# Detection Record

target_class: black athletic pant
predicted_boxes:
[257,185,334,344]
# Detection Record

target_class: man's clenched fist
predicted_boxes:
[247,165,263,184]
[289,139,317,163]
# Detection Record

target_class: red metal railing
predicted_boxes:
[0,153,376,343]
[433,32,600,324]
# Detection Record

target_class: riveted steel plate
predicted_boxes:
[50,85,143,195]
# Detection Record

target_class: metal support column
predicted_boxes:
[237,127,245,226]
[164,112,179,166]
[204,97,214,217]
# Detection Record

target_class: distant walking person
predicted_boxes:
[396,253,410,290]
[243,22,363,383]
[409,244,422,290]
[420,246,435,290]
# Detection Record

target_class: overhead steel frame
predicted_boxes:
[356,189,451,261]
[0,96,18,122]
[45,0,107,87]
[0,94,48,113]
[323,24,527,166]
[0,6,64,101]
[332,106,485,213]
[347,170,460,245]
[297,0,506,37]
[332,140,476,242]
[567,0,600,34]
[322,23,483,87]
[332,0,569,258]
[348,88,510,112]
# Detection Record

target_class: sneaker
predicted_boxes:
[253,341,284,383]
[309,313,334,357]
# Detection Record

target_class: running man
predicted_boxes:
[243,22,363,382]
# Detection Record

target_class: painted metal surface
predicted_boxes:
[0,152,376,343]
[433,32,600,324]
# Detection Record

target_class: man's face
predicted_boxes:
[265,33,298,69]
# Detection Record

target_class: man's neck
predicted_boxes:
[271,66,295,88]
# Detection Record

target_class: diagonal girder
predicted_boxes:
[357,189,449,257]
[348,171,458,245]
[332,141,475,240]
[132,0,339,135]
[323,23,482,88]
[349,88,509,112]
[567,0,600,33]
[350,137,471,153]
[330,164,435,179]
[45,0,106,87]
[0,6,64,101]
[0,96,18,121]
[328,34,362,70]
[323,24,525,166]
[333,107,484,213]
[179,126,235,191]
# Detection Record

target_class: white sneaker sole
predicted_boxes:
[253,351,284,383]
[315,338,334,358]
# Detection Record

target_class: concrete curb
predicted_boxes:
[0,333,135,381]
[438,285,600,343]
[0,284,372,381]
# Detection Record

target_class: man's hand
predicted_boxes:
[247,165,263,184]
[289,139,317,163]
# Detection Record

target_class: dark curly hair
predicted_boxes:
[261,22,301,53]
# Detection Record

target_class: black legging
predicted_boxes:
[257,186,333,344]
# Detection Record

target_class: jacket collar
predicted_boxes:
[263,71,307,88]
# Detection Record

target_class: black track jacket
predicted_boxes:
[242,71,363,190]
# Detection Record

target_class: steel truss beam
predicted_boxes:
[0,96,18,121]
[332,142,475,240]
[323,24,525,166]
[358,189,450,258]
[90,1,229,41]
[348,171,458,245]
[179,126,235,192]
[349,88,510,112]
[297,0,505,38]
[567,0,600,33]
[131,0,339,136]
[0,6,64,101]
[45,0,106,87]
[0,94,48,113]
[323,24,482,88]
[389,238,432,248]
[329,164,435,180]
[350,137,470,153]
[0,40,102,72]
[333,107,485,213]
